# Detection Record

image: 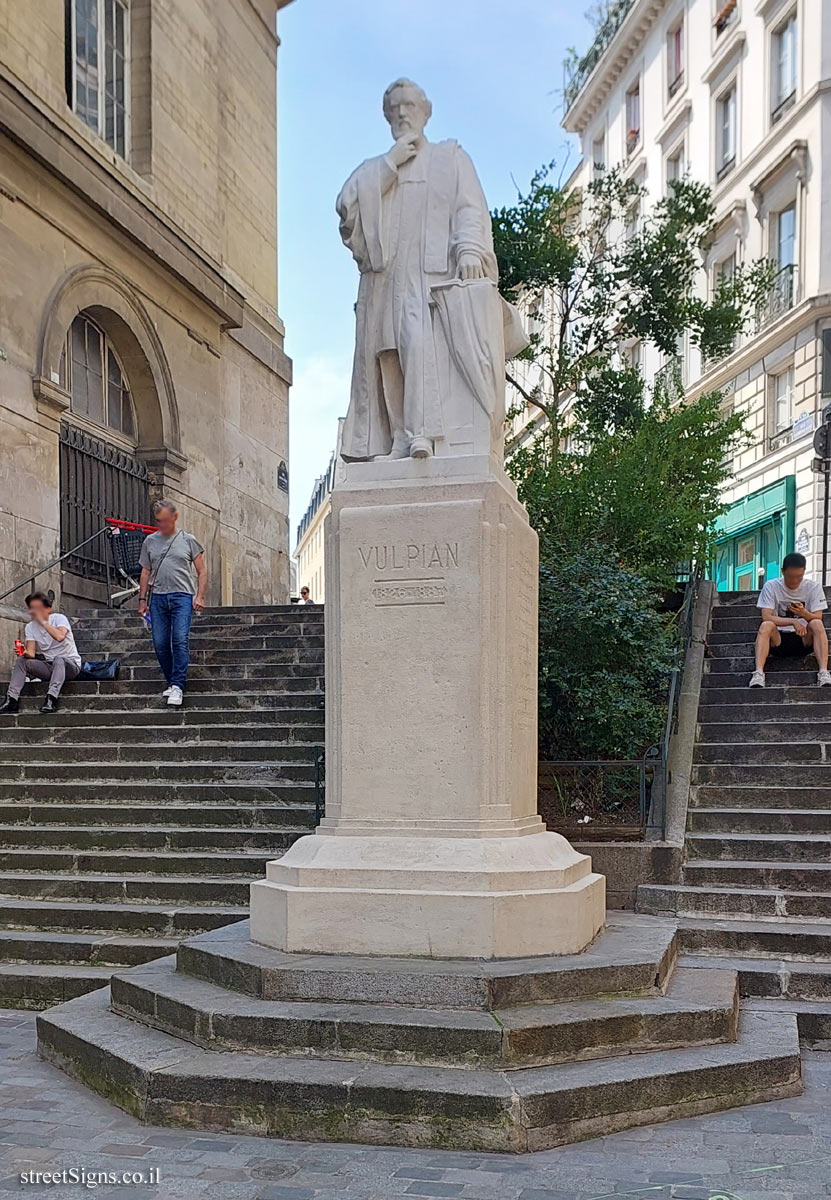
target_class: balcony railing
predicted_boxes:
[563,0,635,114]
[756,264,798,331]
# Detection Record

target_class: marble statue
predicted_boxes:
[337,79,526,462]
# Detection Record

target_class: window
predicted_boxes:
[716,85,737,180]
[771,366,794,438]
[666,142,685,189]
[714,0,738,38]
[592,134,606,178]
[60,314,136,439]
[667,20,684,98]
[65,0,129,157]
[624,199,640,242]
[625,82,641,156]
[772,11,797,123]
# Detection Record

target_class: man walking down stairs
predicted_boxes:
[639,583,831,1041]
[0,604,323,1009]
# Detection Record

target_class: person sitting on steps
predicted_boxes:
[749,552,831,688]
[0,591,82,715]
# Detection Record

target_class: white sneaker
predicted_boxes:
[749,670,766,688]
[167,686,183,707]
[162,686,173,699]
[818,670,831,687]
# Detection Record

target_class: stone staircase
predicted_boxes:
[0,604,324,1009]
[639,588,831,1042]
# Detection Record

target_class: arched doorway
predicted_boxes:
[33,265,186,601]
[58,312,150,582]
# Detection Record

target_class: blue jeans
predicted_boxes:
[149,592,193,689]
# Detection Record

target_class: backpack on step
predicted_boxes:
[78,659,120,681]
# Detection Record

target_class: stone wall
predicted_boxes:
[0,0,291,624]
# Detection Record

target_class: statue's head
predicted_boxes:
[382,78,432,140]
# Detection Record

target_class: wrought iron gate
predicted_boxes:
[59,422,150,581]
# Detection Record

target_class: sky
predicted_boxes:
[277,0,591,543]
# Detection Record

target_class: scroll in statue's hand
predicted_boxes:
[457,252,486,280]
[388,133,420,168]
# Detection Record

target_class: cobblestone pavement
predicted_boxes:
[2,1009,830,1200]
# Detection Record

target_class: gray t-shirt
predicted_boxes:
[139,530,204,596]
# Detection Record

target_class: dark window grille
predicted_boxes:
[59,422,149,582]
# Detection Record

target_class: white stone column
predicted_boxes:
[250,454,605,959]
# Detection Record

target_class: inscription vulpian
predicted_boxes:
[357,542,459,571]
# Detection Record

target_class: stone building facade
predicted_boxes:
[0,0,293,656]
[557,0,831,590]
[293,419,342,605]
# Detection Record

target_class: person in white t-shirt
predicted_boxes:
[749,553,830,688]
[0,591,82,715]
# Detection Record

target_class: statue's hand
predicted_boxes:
[388,133,419,168]
[458,252,486,280]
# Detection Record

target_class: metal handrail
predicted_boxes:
[644,564,702,837]
[0,527,108,607]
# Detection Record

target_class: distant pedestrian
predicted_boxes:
[298,586,313,605]
[138,500,207,708]
[0,592,81,715]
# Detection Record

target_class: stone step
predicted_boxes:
[0,898,245,936]
[694,742,824,764]
[0,724,324,747]
[685,859,831,891]
[698,720,831,743]
[687,830,831,862]
[75,603,321,621]
[678,916,831,960]
[37,988,801,1152]
[638,883,831,921]
[4,692,324,712]
[701,679,828,696]
[706,657,816,676]
[689,808,831,834]
[0,961,116,1010]
[0,871,250,906]
[710,615,831,633]
[692,764,831,787]
[5,665,324,687]
[180,916,678,1009]
[0,823,308,852]
[0,762,317,784]
[0,847,274,875]
[4,706,324,729]
[745,998,831,1045]
[75,633,325,653]
[0,741,321,764]
[0,928,177,966]
[110,956,739,1069]
[0,803,314,829]
[692,785,831,809]
[76,647,326,667]
[0,781,314,804]
[679,952,831,1002]
[699,701,831,721]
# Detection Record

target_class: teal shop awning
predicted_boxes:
[714,476,796,543]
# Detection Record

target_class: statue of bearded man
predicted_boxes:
[337,79,523,463]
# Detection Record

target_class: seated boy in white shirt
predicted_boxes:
[750,553,831,688]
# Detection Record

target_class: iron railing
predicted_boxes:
[563,0,635,113]
[314,751,325,824]
[0,527,108,609]
[756,264,797,332]
[643,565,702,837]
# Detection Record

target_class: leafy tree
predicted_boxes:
[493,166,774,758]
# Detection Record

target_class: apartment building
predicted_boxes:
[293,420,343,604]
[560,0,830,590]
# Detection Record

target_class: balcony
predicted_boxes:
[755,264,798,332]
[563,0,635,114]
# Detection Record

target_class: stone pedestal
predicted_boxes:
[251,455,605,958]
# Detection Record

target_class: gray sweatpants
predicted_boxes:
[7,656,81,699]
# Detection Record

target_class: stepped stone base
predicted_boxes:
[37,914,803,1151]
